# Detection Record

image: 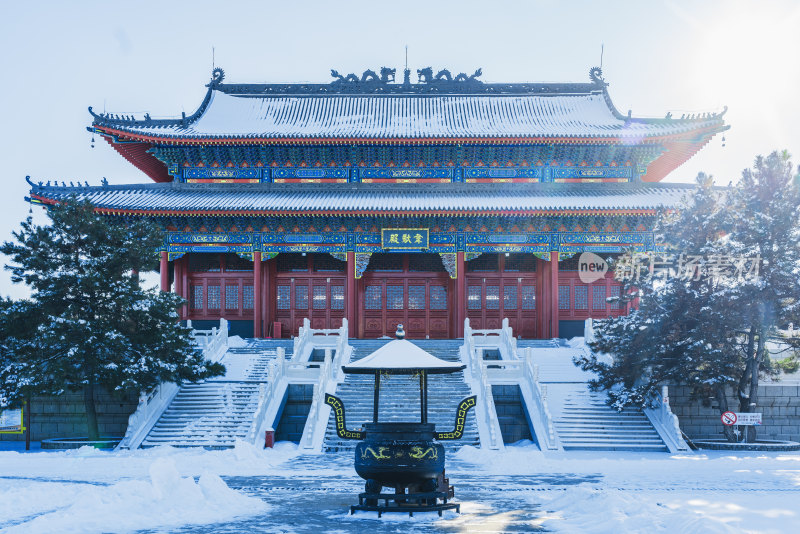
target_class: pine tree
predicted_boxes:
[577,154,800,443]
[723,151,800,441]
[0,198,224,441]
[578,173,744,442]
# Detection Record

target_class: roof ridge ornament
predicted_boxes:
[589,66,607,87]
[417,67,483,84]
[330,67,396,84]
[328,67,482,86]
[209,67,225,87]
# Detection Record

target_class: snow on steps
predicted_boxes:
[138,335,669,452]
[140,340,292,449]
[520,340,668,452]
[546,384,668,452]
[323,339,479,452]
[517,340,597,383]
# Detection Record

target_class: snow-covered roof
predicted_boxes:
[86,69,728,184]
[94,91,721,142]
[342,339,465,374]
[27,182,694,216]
[93,91,724,141]
[89,68,727,143]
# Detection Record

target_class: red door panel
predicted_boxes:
[358,253,452,339]
[273,254,347,337]
[465,254,538,338]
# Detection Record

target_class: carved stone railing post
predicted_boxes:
[643,384,690,453]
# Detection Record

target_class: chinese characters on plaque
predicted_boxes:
[381,229,429,249]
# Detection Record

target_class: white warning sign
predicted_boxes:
[733,412,762,426]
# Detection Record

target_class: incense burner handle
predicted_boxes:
[435,396,477,440]
[325,393,365,440]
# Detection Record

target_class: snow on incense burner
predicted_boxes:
[325,325,476,517]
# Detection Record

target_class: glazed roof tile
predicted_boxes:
[93,90,724,141]
[28,181,693,216]
[89,69,726,143]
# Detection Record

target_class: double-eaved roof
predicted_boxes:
[27,180,693,217]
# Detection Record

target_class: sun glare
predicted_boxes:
[688,4,800,110]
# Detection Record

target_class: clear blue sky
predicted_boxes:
[1,0,798,299]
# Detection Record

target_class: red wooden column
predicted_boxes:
[537,257,548,338]
[456,251,466,337]
[181,257,189,319]
[174,257,183,318]
[174,258,182,298]
[254,251,262,338]
[160,251,169,292]
[262,255,271,336]
[346,252,357,337]
[550,251,560,338]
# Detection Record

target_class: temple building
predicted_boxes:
[27,66,727,340]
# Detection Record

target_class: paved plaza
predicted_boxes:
[1,442,799,533]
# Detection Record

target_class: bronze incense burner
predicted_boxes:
[325,326,475,516]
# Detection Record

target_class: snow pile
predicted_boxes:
[538,485,798,533]
[454,443,547,473]
[0,440,301,482]
[453,443,800,533]
[226,335,249,348]
[566,336,586,348]
[2,458,267,534]
[539,486,739,533]
[135,440,301,479]
[0,480,79,527]
[2,441,799,532]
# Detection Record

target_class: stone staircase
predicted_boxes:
[324,339,480,452]
[524,341,669,452]
[140,339,292,448]
[517,340,593,383]
[137,335,668,452]
[226,339,294,380]
[551,386,668,451]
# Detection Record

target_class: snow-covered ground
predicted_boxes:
[0,441,798,533]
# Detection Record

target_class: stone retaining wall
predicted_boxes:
[0,390,138,442]
[669,384,800,442]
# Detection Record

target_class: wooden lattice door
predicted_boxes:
[465,253,538,338]
[273,253,346,337]
[359,253,451,339]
